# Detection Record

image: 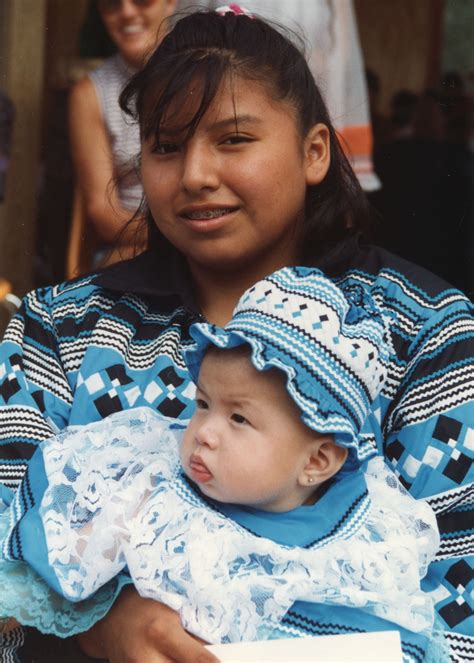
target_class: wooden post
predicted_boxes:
[0,0,46,296]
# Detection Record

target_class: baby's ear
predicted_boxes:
[304,123,331,186]
[299,437,348,487]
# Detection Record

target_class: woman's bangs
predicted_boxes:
[139,54,229,147]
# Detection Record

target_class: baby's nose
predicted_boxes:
[196,422,219,449]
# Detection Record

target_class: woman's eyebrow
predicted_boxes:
[212,114,262,130]
[158,115,262,139]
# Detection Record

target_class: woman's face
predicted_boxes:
[98,0,176,67]
[140,75,330,276]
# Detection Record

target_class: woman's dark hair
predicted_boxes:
[120,9,371,261]
[79,1,117,58]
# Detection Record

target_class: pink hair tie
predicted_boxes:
[215,4,254,18]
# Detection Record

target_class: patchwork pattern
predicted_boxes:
[385,414,474,494]
[0,355,22,404]
[76,361,195,422]
[438,561,474,629]
[433,416,473,484]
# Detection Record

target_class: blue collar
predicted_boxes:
[202,468,370,548]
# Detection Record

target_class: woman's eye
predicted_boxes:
[231,413,249,425]
[221,134,253,146]
[196,399,208,410]
[152,142,179,155]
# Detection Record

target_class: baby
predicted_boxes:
[0,267,442,660]
[181,343,348,512]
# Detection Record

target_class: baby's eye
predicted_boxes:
[196,398,208,410]
[231,413,249,425]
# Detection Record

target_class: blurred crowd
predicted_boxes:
[367,68,473,295]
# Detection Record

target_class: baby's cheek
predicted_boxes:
[180,427,193,463]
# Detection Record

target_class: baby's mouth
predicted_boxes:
[189,454,213,482]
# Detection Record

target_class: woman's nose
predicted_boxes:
[181,142,219,194]
[117,0,140,19]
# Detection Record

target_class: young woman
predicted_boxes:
[0,6,472,662]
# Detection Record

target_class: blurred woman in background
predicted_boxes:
[69,0,176,269]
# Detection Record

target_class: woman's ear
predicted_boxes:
[304,123,331,186]
[299,437,348,487]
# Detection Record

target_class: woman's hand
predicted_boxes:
[76,586,220,663]
[0,618,20,634]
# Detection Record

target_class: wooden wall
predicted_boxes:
[0,0,47,296]
[0,0,92,296]
[44,0,91,91]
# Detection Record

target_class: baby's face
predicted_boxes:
[180,348,321,512]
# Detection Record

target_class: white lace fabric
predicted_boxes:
[0,501,130,636]
[12,408,440,643]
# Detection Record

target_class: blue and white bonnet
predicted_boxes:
[184,267,393,471]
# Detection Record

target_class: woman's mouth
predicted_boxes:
[119,24,147,39]
[189,454,213,483]
[183,207,236,220]
[122,25,144,34]
[179,206,239,230]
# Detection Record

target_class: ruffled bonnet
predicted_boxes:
[184,267,393,471]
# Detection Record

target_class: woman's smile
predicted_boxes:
[98,0,176,68]
[178,204,240,232]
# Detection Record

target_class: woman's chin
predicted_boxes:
[119,40,151,67]
[186,246,265,274]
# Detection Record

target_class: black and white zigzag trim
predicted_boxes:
[426,484,474,515]
[0,625,24,663]
[0,463,28,490]
[0,406,55,441]
[385,368,474,432]
[22,348,72,404]
[436,532,474,560]
[446,630,474,661]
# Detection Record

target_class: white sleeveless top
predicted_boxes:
[89,54,143,212]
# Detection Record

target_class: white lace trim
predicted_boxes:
[0,501,129,636]
[38,408,439,644]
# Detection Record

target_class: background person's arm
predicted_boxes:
[68,77,144,250]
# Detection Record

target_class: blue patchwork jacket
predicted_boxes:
[0,240,473,661]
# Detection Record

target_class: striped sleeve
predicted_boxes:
[381,296,474,659]
[0,287,73,491]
